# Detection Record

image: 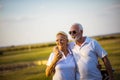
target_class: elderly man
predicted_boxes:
[69,23,114,80]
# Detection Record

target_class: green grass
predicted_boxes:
[98,38,120,80]
[0,46,53,80]
[0,47,53,64]
[0,35,120,80]
[0,65,52,80]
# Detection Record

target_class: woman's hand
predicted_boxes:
[53,46,63,61]
[53,46,59,55]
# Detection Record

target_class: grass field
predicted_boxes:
[0,46,53,80]
[0,34,120,80]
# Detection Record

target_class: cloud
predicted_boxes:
[98,3,120,17]
[0,15,42,27]
[1,15,37,22]
[104,3,120,12]
[0,4,3,10]
[39,4,46,9]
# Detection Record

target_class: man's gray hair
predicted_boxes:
[73,23,83,30]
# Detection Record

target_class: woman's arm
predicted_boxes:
[45,57,59,77]
[45,47,62,77]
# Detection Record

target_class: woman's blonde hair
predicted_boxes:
[56,31,68,39]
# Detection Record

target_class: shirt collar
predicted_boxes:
[84,37,90,44]
[75,37,90,47]
[68,48,73,54]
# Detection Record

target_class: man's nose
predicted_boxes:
[70,33,75,36]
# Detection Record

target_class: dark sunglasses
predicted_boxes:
[69,31,77,35]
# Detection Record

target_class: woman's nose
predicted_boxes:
[58,40,63,43]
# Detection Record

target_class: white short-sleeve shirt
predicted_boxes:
[70,37,107,80]
[46,48,76,80]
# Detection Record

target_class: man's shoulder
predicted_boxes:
[86,37,98,43]
[85,37,100,48]
[68,42,75,49]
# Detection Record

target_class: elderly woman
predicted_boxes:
[45,31,77,80]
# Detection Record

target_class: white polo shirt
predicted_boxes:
[46,48,76,80]
[70,37,107,80]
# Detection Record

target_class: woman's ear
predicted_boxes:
[67,39,69,43]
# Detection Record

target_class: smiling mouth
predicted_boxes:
[72,36,75,39]
[59,44,63,46]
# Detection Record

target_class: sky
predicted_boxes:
[0,0,120,47]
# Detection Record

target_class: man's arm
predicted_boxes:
[102,55,114,80]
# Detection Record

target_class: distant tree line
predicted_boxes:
[93,35,120,41]
[0,42,56,55]
[0,34,120,55]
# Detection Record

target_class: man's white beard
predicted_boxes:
[72,35,81,41]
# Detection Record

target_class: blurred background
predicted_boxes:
[0,0,120,80]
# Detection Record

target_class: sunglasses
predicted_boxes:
[69,31,77,35]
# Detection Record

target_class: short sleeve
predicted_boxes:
[93,40,107,58]
[46,52,55,66]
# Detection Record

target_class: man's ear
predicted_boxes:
[81,30,83,35]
